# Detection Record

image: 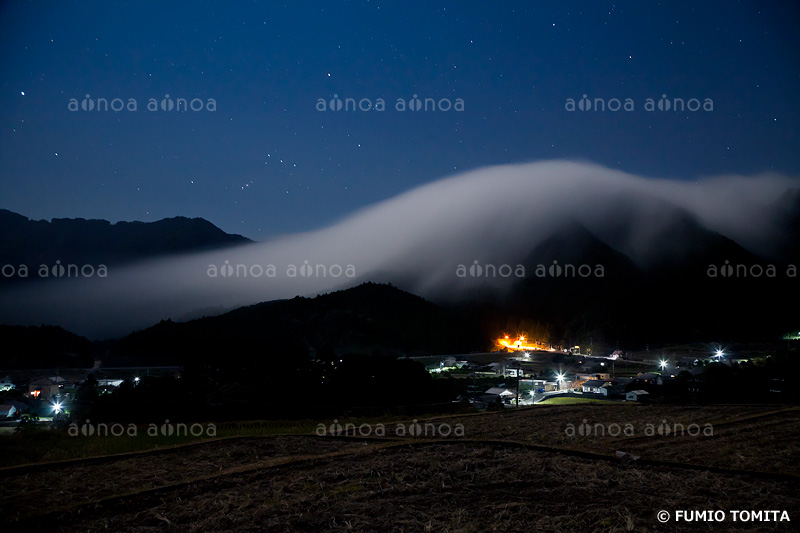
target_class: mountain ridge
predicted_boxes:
[0,161,798,342]
[0,209,251,273]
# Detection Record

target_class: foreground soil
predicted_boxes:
[1,404,798,532]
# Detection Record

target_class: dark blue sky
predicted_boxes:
[1,0,798,239]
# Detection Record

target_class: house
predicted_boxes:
[626,390,650,402]
[576,372,612,382]
[28,376,69,401]
[0,376,15,392]
[582,379,626,397]
[484,387,515,398]
[426,361,456,373]
[582,379,610,394]
[638,372,664,386]
[505,366,524,378]
[0,404,17,418]
[87,370,125,389]
[482,387,516,405]
[527,379,548,393]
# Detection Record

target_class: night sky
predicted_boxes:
[1,0,798,240]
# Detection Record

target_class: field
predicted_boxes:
[1,404,798,531]
[537,396,618,405]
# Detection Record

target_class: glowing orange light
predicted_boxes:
[496,335,548,351]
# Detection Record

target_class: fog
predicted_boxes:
[1,160,796,338]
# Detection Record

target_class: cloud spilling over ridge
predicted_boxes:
[0,160,796,338]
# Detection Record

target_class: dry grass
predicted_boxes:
[1,404,798,532]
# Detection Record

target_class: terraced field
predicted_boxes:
[1,405,798,531]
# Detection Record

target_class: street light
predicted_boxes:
[556,372,565,390]
[659,359,668,370]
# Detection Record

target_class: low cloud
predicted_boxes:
[1,160,796,338]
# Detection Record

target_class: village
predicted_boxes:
[421,335,780,408]
[0,365,180,431]
[0,334,787,430]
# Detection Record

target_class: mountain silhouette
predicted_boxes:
[109,282,483,365]
[0,209,250,277]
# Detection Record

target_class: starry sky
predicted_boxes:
[1,0,798,240]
